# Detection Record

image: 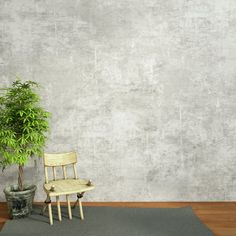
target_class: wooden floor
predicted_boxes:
[1,202,236,236]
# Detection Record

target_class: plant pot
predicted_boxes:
[4,184,37,219]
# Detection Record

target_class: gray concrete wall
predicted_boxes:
[0,0,236,201]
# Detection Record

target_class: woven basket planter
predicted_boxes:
[4,184,37,219]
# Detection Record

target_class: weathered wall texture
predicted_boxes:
[1,0,236,201]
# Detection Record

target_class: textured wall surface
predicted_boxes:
[0,0,236,201]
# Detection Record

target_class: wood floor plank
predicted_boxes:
[0,202,236,236]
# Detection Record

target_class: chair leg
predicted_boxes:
[42,196,53,225]
[66,195,72,220]
[72,199,78,209]
[56,196,62,221]
[41,202,47,215]
[75,193,85,220]
[79,199,84,220]
[48,201,53,225]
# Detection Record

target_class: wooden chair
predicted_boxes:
[41,152,94,225]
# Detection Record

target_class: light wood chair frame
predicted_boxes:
[41,152,93,225]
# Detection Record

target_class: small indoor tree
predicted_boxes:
[0,79,50,195]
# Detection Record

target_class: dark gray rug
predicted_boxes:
[0,206,214,236]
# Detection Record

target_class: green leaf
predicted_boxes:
[0,78,50,170]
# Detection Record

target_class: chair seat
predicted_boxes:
[44,178,94,197]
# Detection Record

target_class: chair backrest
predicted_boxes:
[43,152,78,183]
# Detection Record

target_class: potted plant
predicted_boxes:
[0,79,50,218]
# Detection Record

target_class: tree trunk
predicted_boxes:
[18,165,24,191]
